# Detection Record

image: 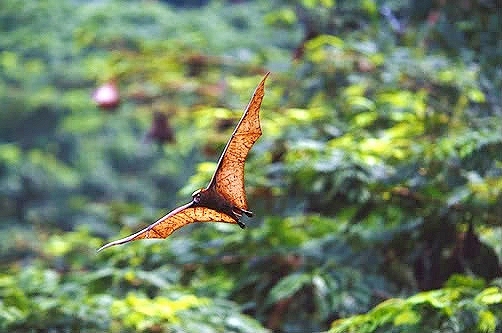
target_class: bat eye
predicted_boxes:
[192,189,203,203]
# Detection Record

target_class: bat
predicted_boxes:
[98,73,269,251]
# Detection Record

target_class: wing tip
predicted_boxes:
[97,242,113,252]
[252,72,269,99]
[97,239,123,252]
[261,71,270,84]
[97,234,137,252]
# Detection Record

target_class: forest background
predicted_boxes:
[1,0,501,332]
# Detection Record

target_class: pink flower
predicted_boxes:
[92,81,120,111]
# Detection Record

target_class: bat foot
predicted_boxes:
[237,220,246,229]
[232,207,253,218]
[242,209,253,217]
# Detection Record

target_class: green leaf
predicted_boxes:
[266,273,312,305]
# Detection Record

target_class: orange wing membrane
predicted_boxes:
[208,72,269,210]
[98,203,238,251]
[98,73,269,251]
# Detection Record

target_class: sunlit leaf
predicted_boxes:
[477,310,497,333]
[393,309,420,326]
[475,287,502,305]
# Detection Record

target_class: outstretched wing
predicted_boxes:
[97,202,238,251]
[207,73,269,211]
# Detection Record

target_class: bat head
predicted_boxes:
[192,188,205,203]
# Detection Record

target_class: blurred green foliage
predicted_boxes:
[1,0,501,332]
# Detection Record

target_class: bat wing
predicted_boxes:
[97,202,238,251]
[207,73,269,211]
